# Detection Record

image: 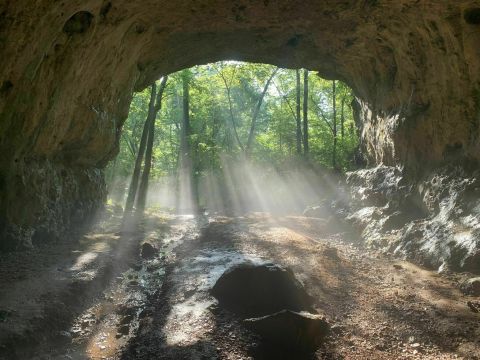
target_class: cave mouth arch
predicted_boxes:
[0,1,479,251]
[2,5,480,357]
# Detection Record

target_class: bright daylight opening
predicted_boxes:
[107,61,359,218]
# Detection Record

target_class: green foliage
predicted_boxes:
[107,62,359,197]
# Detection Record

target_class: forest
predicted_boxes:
[108,62,359,216]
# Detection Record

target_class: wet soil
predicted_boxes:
[0,211,479,359]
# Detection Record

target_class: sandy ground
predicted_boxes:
[0,211,479,359]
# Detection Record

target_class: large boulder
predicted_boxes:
[140,242,156,260]
[211,262,315,318]
[244,310,329,352]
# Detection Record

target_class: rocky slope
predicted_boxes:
[345,164,480,273]
[0,1,479,256]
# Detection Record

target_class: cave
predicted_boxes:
[1,1,480,358]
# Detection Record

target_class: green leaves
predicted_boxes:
[107,62,360,190]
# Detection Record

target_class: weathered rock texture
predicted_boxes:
[1,1,480,249]
[244,310,329,352]
[211,262,315,317]
[346,164,480,273]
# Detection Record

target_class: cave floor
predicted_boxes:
[0,211,479,359]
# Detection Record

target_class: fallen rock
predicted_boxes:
[467,301,480,313]
[140,242,156,260]
[116,324,130,337]
[244,310,329,352]
[460,277,480,296]
[211,263,315,317]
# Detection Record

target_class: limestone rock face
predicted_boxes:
[346,165,480,273]
[1,1,480,247]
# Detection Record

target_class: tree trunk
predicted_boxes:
[303,69,309,157]
[341,94,345,139]
[135,76,168,215]
[332,80,337,168]
[181,73,191,165]
[216,66,244,151]
[246,68,278,154]
[179,71,199,213]
[296,69,302,155]
[123,83,157,219]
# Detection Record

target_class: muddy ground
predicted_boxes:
[0,210,479,359]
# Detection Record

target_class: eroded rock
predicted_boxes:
[211,262,314,318]
[140,242,156,260]
[461,277,480,296]
[244,310,329,352]
[345,165,480,273]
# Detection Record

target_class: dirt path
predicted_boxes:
[1,213,479,359]
[121,214,480,360]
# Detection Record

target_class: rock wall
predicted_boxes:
[346,164,480,273]
[1,0,480,249]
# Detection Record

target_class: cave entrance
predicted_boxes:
[107,61,359,217]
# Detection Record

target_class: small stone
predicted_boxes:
[467,301,480,313]
[117,324,130,336]
[141,242,156,259]
[460,277,480,296]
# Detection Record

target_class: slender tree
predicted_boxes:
[303,69,309,157]
[341,93,346,139]
[296,69,302,155]
[180,72,191,166]
[178,70,199,212]
[135,76,168,215]
[246,67,279,153]
[332,79,337,168]
[123,83,157,219]
[215,64,244,151]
